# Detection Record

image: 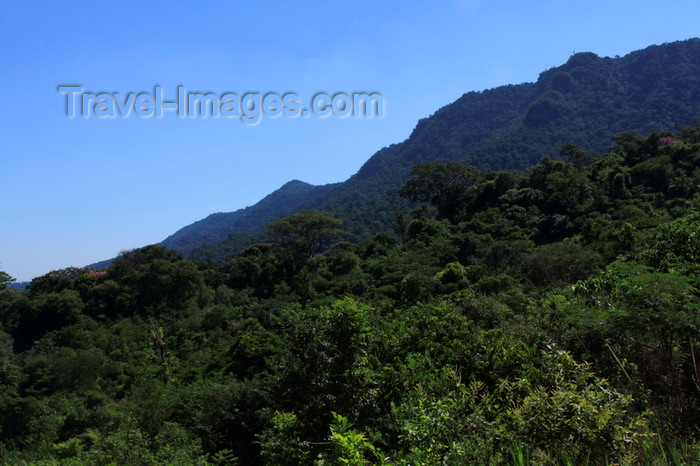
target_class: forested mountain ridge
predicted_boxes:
[161,180,336,253]
[180,38,700,263]
[1,123,699,463]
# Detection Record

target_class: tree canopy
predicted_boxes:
[399,160,480,219]
[0,270,14,289]
[268,210,343,259]
[1,126,699,463]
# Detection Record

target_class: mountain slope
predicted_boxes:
[161,180,335,253]
[176,39,700,262]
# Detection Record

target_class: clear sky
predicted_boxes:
[2,0,699,282]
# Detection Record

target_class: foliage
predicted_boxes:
[324,412,378,465]
[180,39,700,264]
[1,124,700,463]
[399,160,480,219]
[0,270,15,289]
[268,210,343,261]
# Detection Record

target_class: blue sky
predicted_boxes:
[2,0,699,281]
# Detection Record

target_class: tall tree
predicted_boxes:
[399,160,480,220]
[269,210,343,260]
[0,269,15,289]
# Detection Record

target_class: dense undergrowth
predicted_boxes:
[1,126,699,464]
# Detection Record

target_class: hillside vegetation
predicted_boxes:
[1,125,699,464]
[161,180,336,254]
[165,38,700,263]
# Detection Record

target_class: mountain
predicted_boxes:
[10,124,700,463]
[161,180,336,253]
[165,39,700,263]
[6,281,28,291]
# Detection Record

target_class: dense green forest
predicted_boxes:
[2,125,699,464]
[160,181,337,255]
[158,39,700,262]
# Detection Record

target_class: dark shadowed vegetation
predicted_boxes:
[2,125,700,464]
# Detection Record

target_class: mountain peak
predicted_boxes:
[167,39,700,263]
[160,179,331,253]
[565,51,601,67]
[280,179,314,188]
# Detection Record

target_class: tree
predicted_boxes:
[399,160,480,220]
[268,210,343,260]
[108,245,204,315]
[560,142,591,167]
[0,270,15,289]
